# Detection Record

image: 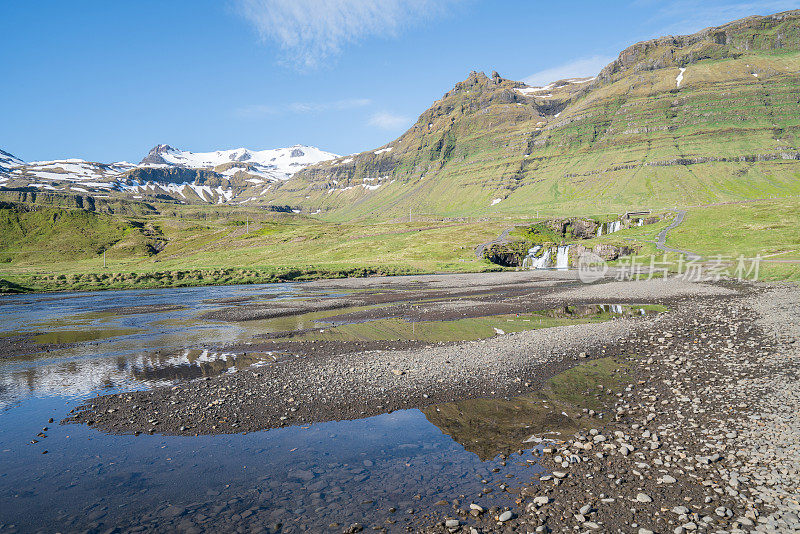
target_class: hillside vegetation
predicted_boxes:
[0,201,511,291]
[269,10,800,220]
[3,11,800,290]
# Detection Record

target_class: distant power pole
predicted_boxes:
[409,207,412,223]
[103,251,106,269]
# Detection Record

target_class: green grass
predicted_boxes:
[0,203,510,292]
[6,194,800,292]
[0,206,146,264]
[665,197,800,280]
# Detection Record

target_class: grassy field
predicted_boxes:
[2,193,800,292]
[666,198,800,280]
[0,202,511,291]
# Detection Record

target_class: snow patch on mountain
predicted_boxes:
[124,181,236,204]
[515,76,596,96]
[0,149,25,172]
[140,144,338,181]
[1,143,337,205]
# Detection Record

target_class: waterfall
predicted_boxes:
[523,245,571,270]
[598,219,622,236]
[555,245,571,270]
[524,245,552,269]
[531,246,552,269]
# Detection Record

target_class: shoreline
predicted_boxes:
[63,277,737,437]
[35,274,800,533]
[0,265,506,295]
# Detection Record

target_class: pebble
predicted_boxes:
[498,511,513,522]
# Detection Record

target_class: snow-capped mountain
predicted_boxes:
[0,144,337,205]
[0,149,24,172]
[140,144,337,182]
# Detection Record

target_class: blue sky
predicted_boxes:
[3,0,800,163]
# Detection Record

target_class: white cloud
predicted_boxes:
[522,55,614,87]
[368,112,412,130]
[235,98,371,118]
[236,0,459,69]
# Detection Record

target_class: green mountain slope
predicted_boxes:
[266,10,800,220]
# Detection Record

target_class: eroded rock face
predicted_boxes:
[484,216,655,267]
[122,167,223,186]
[571,243,640,262]
[543,218,601,240]
[598,10,800,83]
[483,242,531,267]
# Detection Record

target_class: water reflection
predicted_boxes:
[130,349,282,382]
[0,283,301,407]
[0,349,285,409]
[0,284,644,533]
[0,402,542,533]
[423,395,578,461]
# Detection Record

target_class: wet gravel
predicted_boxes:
[64,278,733,437]
[422,283,800,534]
[51,274,800,533]
[0,332,74,359]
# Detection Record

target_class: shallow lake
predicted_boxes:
[0,283,555,533]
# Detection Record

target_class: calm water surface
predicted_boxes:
[0,284,546,533]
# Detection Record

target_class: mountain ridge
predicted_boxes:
[3,9,800,216]
[258,9,800,219]
[596,9,800,85]
[0,143,338,205]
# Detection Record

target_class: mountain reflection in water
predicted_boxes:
[422,394,579,461]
